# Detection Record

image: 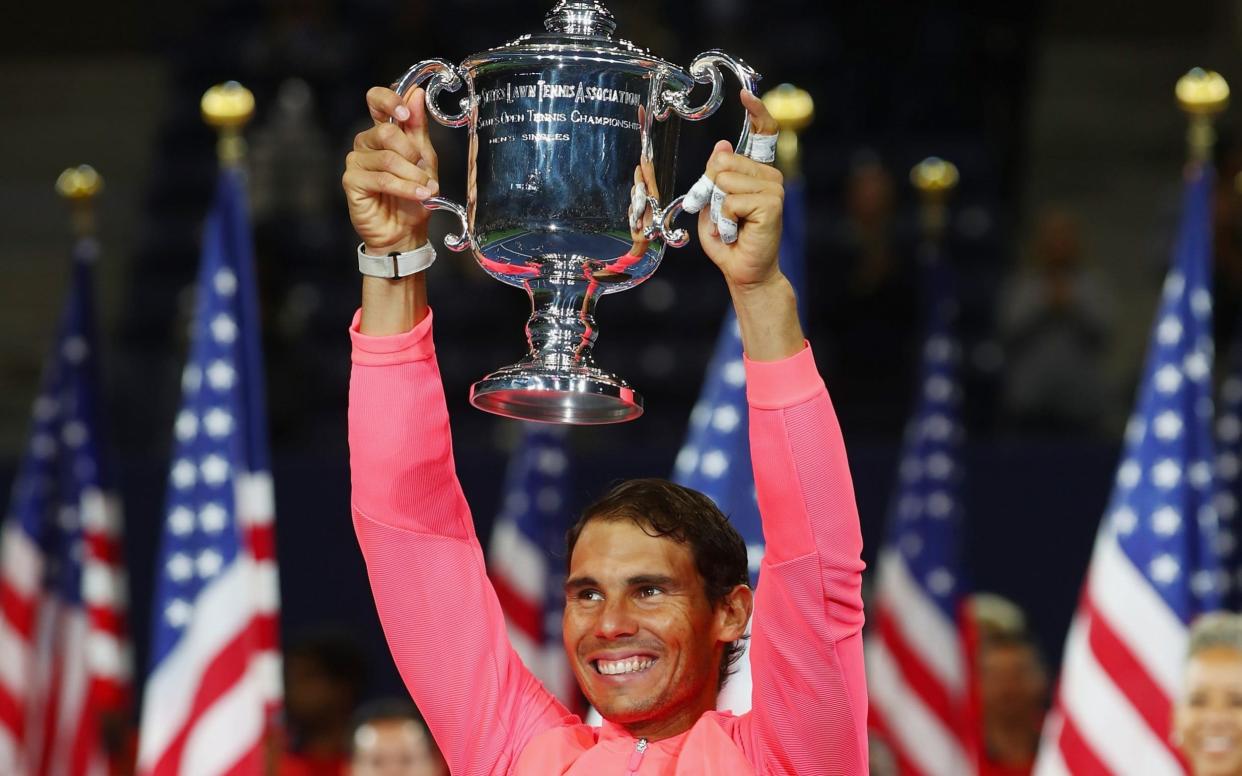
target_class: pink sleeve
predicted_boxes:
[738,344,869,775]
[348,309,570,775]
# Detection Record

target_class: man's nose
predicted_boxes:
[595,595,638,639]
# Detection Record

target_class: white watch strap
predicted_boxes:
[357,242,437,278]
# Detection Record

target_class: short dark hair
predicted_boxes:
[349,697,433,754]
[286,629,367,698]
[566,478,750,690]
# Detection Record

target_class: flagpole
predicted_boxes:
[911,156,959,244]
[202,81,256,167]
[55,163,103,239]
[1176,67,1229,165]
[761,83,814,179]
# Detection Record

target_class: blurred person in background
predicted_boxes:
[977,631,1047,776]
[823,153,920,434]
[971,594,1047,776]
[281,631,368,776]
[349,699,448,776]
[999,207,1114,434]
[1174,613,1242,776]
[1212,136,1242,358]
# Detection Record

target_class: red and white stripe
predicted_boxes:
[0,486,130,776]
[1033,527,1188,776]
[866,548,975,776]
[488,518,576,708]
[136,472,279,776]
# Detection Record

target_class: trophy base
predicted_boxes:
[470,362,644,425]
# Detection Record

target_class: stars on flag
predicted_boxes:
[213,267,237,297]
[1098,171,1225,618]
[203,407,234,438]
[210,313,237,344]
[61,335,89,364]
[207,360,236,391]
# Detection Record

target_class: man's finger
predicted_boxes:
[740,89,779,136]
[367,86,411,125]
[342,168,434,201]
[349,150,435,188]
[713,171,780,197]
[706,145,783,182]
[718,192,782,231]
[406,88,433,145]
[354,122,421,161]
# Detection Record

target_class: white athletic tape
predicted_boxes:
[743,132,778,164]
[628,181,648,231]
[709,184,726,225]
[683,174,715,214]
[718,217,738,244]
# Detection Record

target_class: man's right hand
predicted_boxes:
[343,86,440,255]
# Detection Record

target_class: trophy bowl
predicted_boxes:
[396,0,760,424]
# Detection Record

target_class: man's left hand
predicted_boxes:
[696,89,785,292]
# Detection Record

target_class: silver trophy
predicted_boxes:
[396,0,759,424]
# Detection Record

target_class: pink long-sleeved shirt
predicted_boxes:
[348,310,868,775]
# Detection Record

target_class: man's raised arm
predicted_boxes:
[344,86,568,775]
[699,93,868,774]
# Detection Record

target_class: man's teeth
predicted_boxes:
[1203,735,1236,754]
[596,657,656,675]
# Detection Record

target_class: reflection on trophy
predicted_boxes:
[394,0,761,424]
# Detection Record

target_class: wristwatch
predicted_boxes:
[356,242,437,279]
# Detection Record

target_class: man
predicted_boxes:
[343,84,867,774]
[977,633,1047,776]
[350,699,449,776]
[280,631,368,776]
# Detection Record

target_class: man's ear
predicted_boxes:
[716,584,754,642]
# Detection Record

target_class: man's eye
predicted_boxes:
[639,586,664,598]
[577,589,604,601]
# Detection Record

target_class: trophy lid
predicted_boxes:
[544,1,617,37]
[462,1,692,86]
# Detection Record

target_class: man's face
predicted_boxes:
[284,654,352,729]
[563,519,732,735]
[978,642,1047,726]
[1174,647,1242,776]
[350,718,448,776]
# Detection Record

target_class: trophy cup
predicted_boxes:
[396,0,760,424]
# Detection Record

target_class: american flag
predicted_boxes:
[1213,322,1242,609]
[865,242,976,776]
[488,423,578,708]
[671,178,807,714]
[1033,165,1223,775]
[135,168,282,775]
[0,235,131,776]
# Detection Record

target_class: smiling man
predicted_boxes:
[344,85,868,775]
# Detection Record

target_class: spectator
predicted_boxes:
[822,153,920,434]
[977,631,1047,776]
[999,207,1114,433]
[282,631,367,776]
[968,594,1047,776]
[349,699,448,776]
[1174,612,1242,776]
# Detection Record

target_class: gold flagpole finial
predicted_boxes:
[761,84,814,178]
[911,157,959,240]
[202,81,256,166]
[1177,68,1229,163]
[56,164,104,238]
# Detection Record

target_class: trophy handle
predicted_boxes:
[651,50,761,248]
[423,197,473,253]
[391,60,475,251]
[391,58,472,128]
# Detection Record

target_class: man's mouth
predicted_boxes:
[593,656,658,676]
[1201,734,1238,755]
